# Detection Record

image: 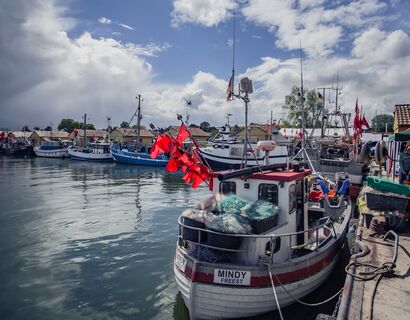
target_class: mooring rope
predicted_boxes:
[267,265,284,320]
[266,264,344,308]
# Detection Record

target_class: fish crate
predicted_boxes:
[180,217,207,243]
[247,214,279,234]
[365,192,410,214]
[206,230,242,250]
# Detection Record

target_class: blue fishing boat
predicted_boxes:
[111,94,168,166]
[111,147,168,166]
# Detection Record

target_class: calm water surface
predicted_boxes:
[0,157,348,320]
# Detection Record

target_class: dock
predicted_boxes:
[337,187,410,320]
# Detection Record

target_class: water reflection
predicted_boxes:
[0,157,210,320]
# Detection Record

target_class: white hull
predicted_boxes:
[68,148,112,161]
[201,145,288,169]
[34,147,69,158]
[175,256,338,319]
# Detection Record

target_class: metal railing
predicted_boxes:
[178,215,337,265]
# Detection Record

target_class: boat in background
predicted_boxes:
[111,146,168,166]
[34,140,70,158]
[200,124,289,169]
[68,143,112,161]
[111,94,168,166]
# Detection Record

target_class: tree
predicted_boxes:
[282,86,322,128]
[200,121,211,132]
[79,123,95,130]
[189,123,199,128]
[232,124,241,134]
[372,114,393,132]
[120,121,130,128]
[58,118,80,133]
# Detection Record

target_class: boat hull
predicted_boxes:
[111,148,168,166]
[34,147,69,158]
[175,253,339,319]
[68,148,113,161]
[201,151,287,170]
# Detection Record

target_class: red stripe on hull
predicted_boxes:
[178,246,339,288]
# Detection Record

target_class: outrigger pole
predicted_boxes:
[289,42,315,173]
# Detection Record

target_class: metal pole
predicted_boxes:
[83,113,87,147]
[243,94,249,167]
[321,88,326,138]
[136,94,141,150]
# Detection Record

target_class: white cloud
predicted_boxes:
[98,17,112,24]
[118,23,134,31]
[241,0,387,57]
[98,16,134,30]
[171,0,237,27]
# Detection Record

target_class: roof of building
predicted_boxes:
[11,131,33,138]
[394,104,410,126]
[31,131,70,139]
[112,127,153,137]
[168,126,210,137]
[68,129,107,138]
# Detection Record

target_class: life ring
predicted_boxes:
[374,141,387,165]
[359,141,371,165]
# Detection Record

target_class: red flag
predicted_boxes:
[73,128,78,137]
[176,124,190,145]
[361,115,370,129]
[226,75,233,101]
[165,157,181,172]
[150,134,165,159]
[192,149,201,163]
[299,131,303,139]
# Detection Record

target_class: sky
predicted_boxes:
[1,0,410,130]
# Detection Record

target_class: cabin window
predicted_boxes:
[219,181,236,194]
[230,147,242,157]
[289,184,296,213]
[258,184,278,205]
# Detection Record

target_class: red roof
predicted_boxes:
[212,169,310,182]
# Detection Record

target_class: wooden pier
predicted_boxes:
[337,187,410,320]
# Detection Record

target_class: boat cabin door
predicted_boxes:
[295,178,308,245]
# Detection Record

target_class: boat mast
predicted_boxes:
[136,94,142,150]
[299,43,305,153]
[269,108,273,141]
[83,113,87,146]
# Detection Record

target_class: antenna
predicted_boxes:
[184,98,192,127]
[231,11,236,96]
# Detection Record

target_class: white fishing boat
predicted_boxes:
[68,143,112,161]
[34,140,69,158]
[201,125,289,169]
[174,159,351,319]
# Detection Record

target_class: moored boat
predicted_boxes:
[68,143,112,161]
[201,125,289,169]
[174,163,352,319]
[111,146,168,166]
[34,140,69,158]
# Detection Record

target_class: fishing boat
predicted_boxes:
[111,146,168,166]
[68,143,112,161]
[200,124,289,169]
[174,160,351,319]
[34,140,69,158]
[111,94,168,166]
[171,76,351,319]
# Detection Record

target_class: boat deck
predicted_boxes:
[337,189,410,320]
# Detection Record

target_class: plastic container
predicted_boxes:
[366,176,410,196]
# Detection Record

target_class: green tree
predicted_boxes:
[200,121,211,132]
[120,121,130,128]
[372,114,393,132]
[282,86,322,127]
[58,118,81,133]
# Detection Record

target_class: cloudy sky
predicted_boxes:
[1,0,410,130]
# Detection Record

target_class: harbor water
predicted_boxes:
[0,157,349,320]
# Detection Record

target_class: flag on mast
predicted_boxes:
[226,75,233,101]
